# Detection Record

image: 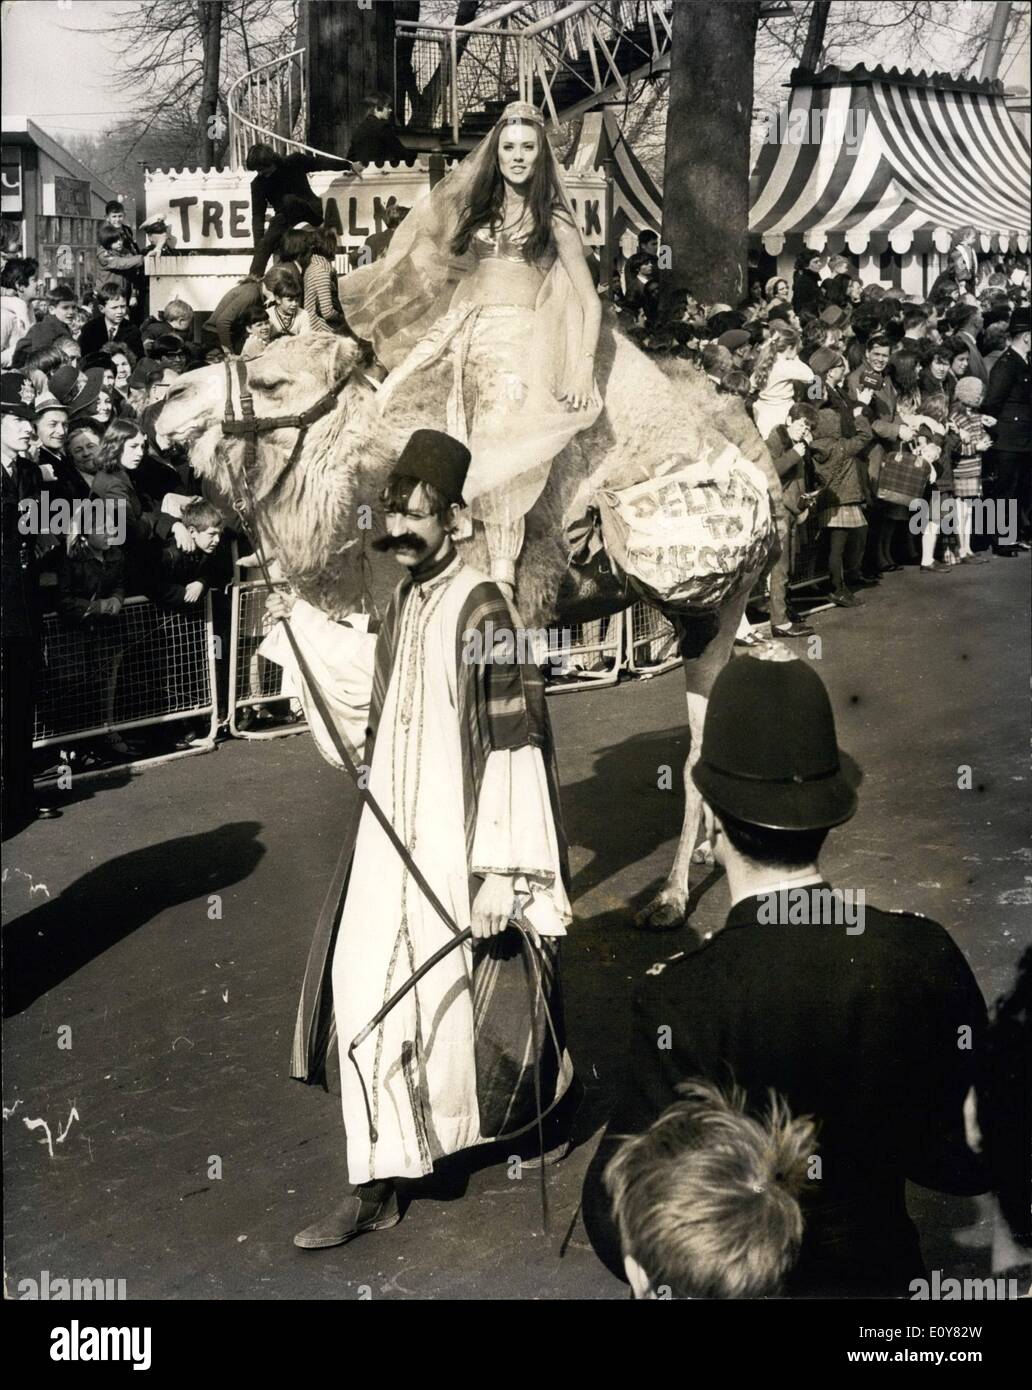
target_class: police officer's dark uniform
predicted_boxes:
[1,373,55,836]
[582,655,987,1297]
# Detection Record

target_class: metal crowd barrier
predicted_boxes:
[624,602,681,676]
[542,613,625,693]
[33,594,219,765]
[27,540,831,787]
[226,570,306,739]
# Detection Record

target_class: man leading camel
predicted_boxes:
[269,428,576,1247]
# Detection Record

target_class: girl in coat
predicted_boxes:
[810,401,871,606]
[948,376,995,564]
[750,324,816,440]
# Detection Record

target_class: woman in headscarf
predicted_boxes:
[340,101,602,593]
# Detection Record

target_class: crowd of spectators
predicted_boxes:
[1,236,242,812]
[610,230,1031,638]
[4,219,1030,800]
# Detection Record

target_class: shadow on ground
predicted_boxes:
[3,821,265,1016]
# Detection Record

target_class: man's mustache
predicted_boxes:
[372,532,428,554]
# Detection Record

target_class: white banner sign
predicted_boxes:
[146,165,607,253]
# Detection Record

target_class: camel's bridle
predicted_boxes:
[220,356,350,484]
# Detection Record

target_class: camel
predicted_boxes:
[157,322,784,929]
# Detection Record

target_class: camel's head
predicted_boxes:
[157,335,370,492]
[156,335,393,608]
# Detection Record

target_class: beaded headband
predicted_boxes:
[500,100,545,127]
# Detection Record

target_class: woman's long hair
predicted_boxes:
[886,348,921,412]
[96,417,145,474]
[451,121,564,264]
[750,323,801,394]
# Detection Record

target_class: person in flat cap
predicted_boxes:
[269,426,577,1250]
[2,371,61,833]
[983,304,1031,552]
[31,390,79,507]
[583,653,987,1297]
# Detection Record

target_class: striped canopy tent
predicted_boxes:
[750,64,1031,290]
[567,108,662,250]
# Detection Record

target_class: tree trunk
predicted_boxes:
[305,1,396,155]
[196,1,223,166]
[288,0,309,137]
[799,0,831,72]
[661,0,759,305]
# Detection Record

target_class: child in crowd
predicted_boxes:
[238,305,273,359]
[749,323,815,439]
[303,225,347,332]
[12,284,80,365]
[57,511,127,622]
[948,376,995,564]
[809,401,871,606]
[263,265,312,341]
[915,399,955,573]
[97,200,166,322]
[56,509,130,755]
[603,1080,815,1299]
[79,280,144,358]
[154,498,229,608]
[140,299,194,355]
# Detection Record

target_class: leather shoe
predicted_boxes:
[830,591,860,607]
[35,805,63,820]
[294,1186,400,1250]
[771,621,814,638]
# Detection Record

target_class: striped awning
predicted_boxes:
[750,65,1031,256]
[567,109,662,242]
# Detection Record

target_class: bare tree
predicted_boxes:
[197,1,223,166]
[799,0,832,70]
[62,0,299,167]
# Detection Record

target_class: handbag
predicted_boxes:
[876,448,929,508]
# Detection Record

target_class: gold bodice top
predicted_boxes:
[462,221,556,310]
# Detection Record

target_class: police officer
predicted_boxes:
[582,653,986,1297]
[2,372,61,836]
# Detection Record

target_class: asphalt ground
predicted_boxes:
[3,553,1029,1300]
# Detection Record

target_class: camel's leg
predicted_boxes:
[634,579,756,930]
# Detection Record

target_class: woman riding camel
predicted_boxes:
[340,101,602,594]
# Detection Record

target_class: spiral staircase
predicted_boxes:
[226,1,678,167]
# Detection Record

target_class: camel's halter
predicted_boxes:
[220,356,349,481]
[219,357,559,1226]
